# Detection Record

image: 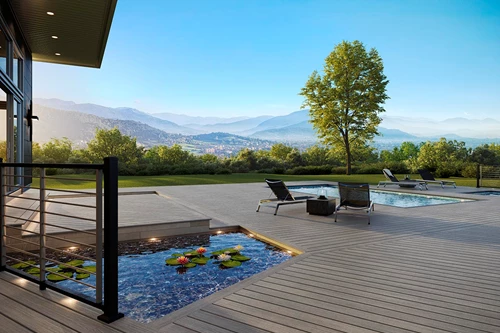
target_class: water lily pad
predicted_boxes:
[231,255,251,262]
[76,266,96,274]
[75,273,90,280]
[191,257,209,265]
[211,248,239,256]
[47,272,73,282]
[46,267,62,273]
[59,259,84,270]
[184,263,197,268]
[171,253,183,257]
[26,267,41,275]
[221,260,242,268]
[11,261,36,270]
[166,258,182,266]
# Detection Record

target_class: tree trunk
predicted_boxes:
[346,151,352,175]
[345,137,352,175]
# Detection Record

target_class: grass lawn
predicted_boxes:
[35,173,478,189]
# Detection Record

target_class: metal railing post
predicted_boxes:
[476,164,481,188]
[0,158,5,271]
[95,169,103,305]
[98,157,123,323]
[39,167,46,290]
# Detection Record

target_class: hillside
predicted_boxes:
[33,105,187,147]
[34,98,200,135]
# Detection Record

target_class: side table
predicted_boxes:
[306,197,336,216]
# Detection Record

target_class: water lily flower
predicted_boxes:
[196,247,207,255]
[234,245,244,251]
[176,256,189,265]
[218,253,231,261]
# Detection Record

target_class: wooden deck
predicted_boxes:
[1,182,499,333]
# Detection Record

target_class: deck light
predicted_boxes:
[47,11,55,16]
[51,35,58,39]
[287,250,292,254]
[217,230,223,234]
[55,52,61,56]
[149,238,158,242]
[68,246,78,250]
[248,233,253,237]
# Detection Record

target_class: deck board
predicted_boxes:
[2,183,500,332]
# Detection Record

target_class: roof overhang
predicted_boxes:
[8,0,117,68]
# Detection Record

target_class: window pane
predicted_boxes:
[13,50,21,87]
[0,29,6,74]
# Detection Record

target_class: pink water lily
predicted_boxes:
[176,256,189,265]
[196,247,207,255]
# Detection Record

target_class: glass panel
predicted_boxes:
[0,29,6,74]
[13,50,21,87]
[0,89,6,162]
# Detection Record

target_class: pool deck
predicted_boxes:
[2,182,500,333]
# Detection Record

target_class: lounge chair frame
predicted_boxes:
[334,182,374,224]
[256,179,314,215]
[417,169,456,188]
[377,169,428,190]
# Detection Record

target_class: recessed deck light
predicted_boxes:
[55,53,61,56]
[217,230,223,234]
[47,11,55,16]
[52,35,58,39]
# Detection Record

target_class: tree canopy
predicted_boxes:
[300,40,389,174]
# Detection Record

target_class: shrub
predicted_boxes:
[286,165,332,175]
[461,163,477,178]
[331,166,347,175]
[215,168,232,175]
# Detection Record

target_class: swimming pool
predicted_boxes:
[467,191,500,196]
[288,184,471,208]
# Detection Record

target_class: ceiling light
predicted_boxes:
[47,12,55,16]
[55,53,61,56]
[51,35,58,39]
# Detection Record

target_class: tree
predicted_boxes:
[300,40,389,174]
[41,138,73,163]
[86,128,143,165]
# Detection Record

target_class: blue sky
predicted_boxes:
[34,0,500,120]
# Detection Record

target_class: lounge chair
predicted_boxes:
[334,182,374,224]
[377,169,428,190]
[256,179,314,215]
[418,169,456,188]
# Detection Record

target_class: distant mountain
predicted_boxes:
[192,115,274,134]
[250,121,316,142]
[150,112,249,126]
[242,110,309,135]
[31,105,276,156]
[381,116,500,138]
[33,105,187,147]
[34,98,200,135]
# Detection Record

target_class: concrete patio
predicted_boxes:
[1,181,500,333]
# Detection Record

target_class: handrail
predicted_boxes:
[0,158,122,323]
[0,162,104,169]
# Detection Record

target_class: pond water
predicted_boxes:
[57,233,292,323]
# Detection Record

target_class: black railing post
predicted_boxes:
[0,158,4,271]
[476,164,480,188]
[98,157,123,323]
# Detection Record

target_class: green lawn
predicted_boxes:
[34,173,478,189]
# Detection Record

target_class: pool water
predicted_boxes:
[289,185,470,208]
[468,191,500,196]
[57,233,291,323]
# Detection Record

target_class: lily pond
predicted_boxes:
[56,233,291,323]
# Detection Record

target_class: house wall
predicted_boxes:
[0,1,33,181]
